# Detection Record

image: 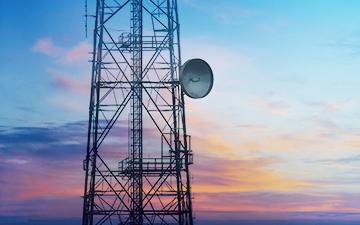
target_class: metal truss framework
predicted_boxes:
[82,0,194,224]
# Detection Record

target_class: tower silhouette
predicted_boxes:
[82,1,194,224]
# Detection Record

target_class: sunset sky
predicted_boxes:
[1,0,360,224]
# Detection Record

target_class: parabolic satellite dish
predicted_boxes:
[180,58,214,99]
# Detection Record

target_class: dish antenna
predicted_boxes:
[180,58,214,99]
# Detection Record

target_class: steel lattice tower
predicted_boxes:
[82,0,194,224]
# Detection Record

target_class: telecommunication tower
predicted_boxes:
[81,1,213,225]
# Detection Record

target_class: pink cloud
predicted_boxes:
[0,157,82,202]
[1,121,360,221]
[65,42,90,63]
[193,191,360,221]
[32,37,90,64]
[32,37,64,58]
[51,72,89,94]
[32,37,92,112]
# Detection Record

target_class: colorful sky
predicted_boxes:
[1,0,360,224]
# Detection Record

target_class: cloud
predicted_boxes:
[32,38,65,58]
[192,155,312,193]
[307,99,354,112]
[0,121,87,158]
[211,192,352,211]
[0,196,82,218]
[0,121,126,219]
[0,120,154,202]
[1,119,359,221]
[50,70,89,95]
[308,116,340,130]
[32,37,92,112]
[32,37,90,64]
[65,42,90,63]
[188,100,360,156]
[194,192,360,220]
[238,124,360,154]
[336,155,360,164]
[0,120,307,217]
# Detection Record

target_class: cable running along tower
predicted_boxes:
[82,1,213,225]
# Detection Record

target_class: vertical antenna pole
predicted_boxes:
[130,0,143,224]
[84,0,88,38]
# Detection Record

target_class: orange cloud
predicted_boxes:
[192,155,312,193]
[193,191,360,220]
[187,102,360,156]
[1,160,83,201]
